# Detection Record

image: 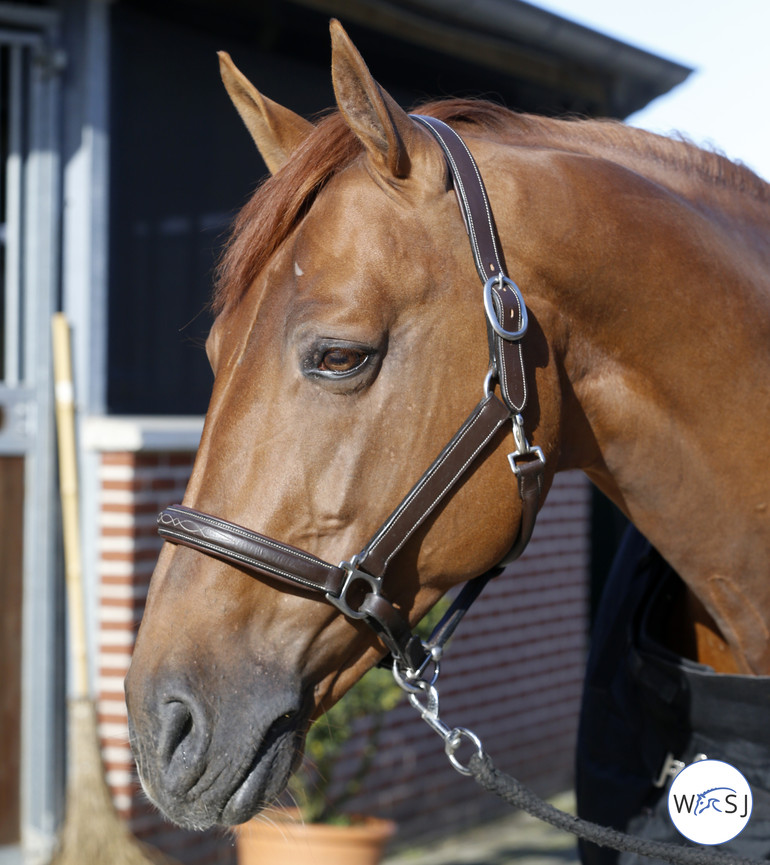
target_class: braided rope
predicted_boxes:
[468,752,765,865]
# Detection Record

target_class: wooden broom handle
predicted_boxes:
[52,313,89,700]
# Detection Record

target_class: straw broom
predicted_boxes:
[50,313,179,865]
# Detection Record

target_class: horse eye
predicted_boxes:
[318,347,367,374]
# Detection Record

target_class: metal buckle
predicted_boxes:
[326,555,383,620]
[507,413,545,476]
[483,274,528,341]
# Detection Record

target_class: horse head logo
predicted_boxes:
[694,787,736,816]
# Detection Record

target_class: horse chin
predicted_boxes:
[214,720,302,828]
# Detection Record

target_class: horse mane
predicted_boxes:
[214,98,769,316]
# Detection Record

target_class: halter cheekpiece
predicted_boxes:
[157,116,545,681]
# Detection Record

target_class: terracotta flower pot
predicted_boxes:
[236,809,396,865]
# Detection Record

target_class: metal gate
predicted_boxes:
[0,8,62,865]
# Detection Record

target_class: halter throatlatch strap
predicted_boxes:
[157,114,545,676]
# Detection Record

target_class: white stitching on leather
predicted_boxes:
[364,397,507,567]
[158,525,333,593]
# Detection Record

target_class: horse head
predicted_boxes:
[125,22,562,829]
[125,16,770,832]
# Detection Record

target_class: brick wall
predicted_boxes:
[93,443,589,859]
[95,451,235,865]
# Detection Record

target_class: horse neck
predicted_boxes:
[577,356,770,675]
[494,138,770,674]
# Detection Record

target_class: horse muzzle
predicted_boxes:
[125,660,307,828]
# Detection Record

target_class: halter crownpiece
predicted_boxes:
[157,115,544,678]
[411,115,529,414]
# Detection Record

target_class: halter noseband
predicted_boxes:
[157,116,545,678]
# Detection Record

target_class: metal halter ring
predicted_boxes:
[326,556,383,620]
[445,726,485,776]
[392,655,441,695]
[483,274,528,341]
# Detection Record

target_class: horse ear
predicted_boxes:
[218,51,314,174]
[330,20,414,179]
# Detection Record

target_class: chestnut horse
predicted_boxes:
[125,21,770,835]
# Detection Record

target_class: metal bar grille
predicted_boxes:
[1,42,25,386]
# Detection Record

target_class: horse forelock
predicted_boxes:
[213,97,769,317]
[213,111,362,317]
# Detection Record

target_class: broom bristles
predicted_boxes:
[51,316,183,865]
[49,698,180,865]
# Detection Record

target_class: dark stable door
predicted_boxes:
[0,456,23,845]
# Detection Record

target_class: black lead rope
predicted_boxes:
[467,751,765,865]
[395,608,765,865]
[395,654,766,865]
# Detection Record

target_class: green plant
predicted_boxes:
[289,665,403,824]
[288,602,449,824]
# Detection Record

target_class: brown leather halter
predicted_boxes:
[157,116,545,679]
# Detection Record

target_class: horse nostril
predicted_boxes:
[158,700,196,767]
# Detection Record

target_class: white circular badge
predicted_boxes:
[667,759,752,845]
